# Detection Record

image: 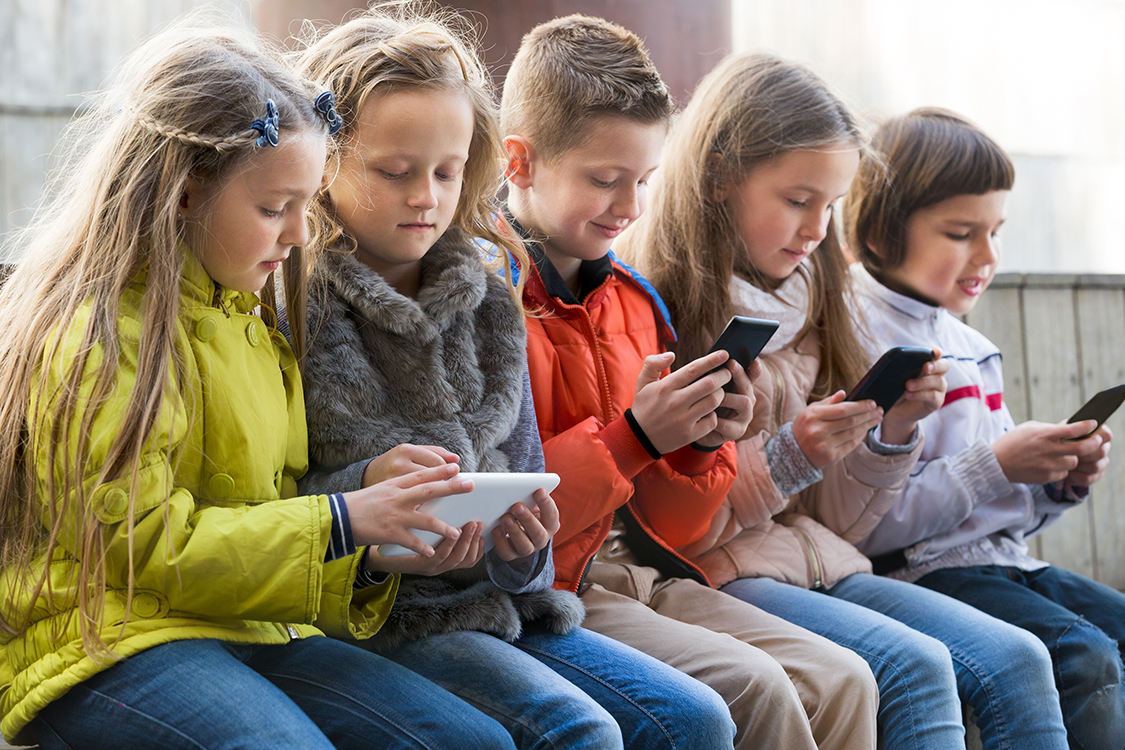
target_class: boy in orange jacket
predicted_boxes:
[498,15,879,750]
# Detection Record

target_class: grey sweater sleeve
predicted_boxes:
[485,365,554,593]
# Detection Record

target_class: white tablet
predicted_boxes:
[376,472,561,557]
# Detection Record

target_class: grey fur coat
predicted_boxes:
[300,228,583,649]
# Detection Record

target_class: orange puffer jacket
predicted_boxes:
[521,253,738,593]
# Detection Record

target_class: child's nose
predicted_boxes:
[408,177,439,210]
[800,210,830,245]
[282,212,310,247]
[974,235,999,266]
[611,186,643,221]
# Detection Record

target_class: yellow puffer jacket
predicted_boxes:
[0,254,398,740]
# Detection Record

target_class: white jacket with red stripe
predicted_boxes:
[850,265,1075,581]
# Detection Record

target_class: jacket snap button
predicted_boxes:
[209,473,235,498]
[104,488,129,516]
[195,316,218,342]
[246,320,262,346]
[131,592,162,619]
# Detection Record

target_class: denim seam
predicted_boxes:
[79,685,210,750]
[514,641,680,749]
[32,717,73,750]
[947,648,1013,750]
[260,671,446,750]
[836,647,922,750]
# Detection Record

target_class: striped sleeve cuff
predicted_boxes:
[324,493,358,563]
[353,548,390,589]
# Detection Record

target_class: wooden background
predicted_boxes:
[965,273,1125,591]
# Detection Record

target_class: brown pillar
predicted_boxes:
[253,0,731,106]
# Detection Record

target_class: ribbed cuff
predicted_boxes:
[624,408,662,459]
[325,493,357,563]
[353,548,390,589]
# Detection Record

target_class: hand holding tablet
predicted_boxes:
[378,473,562,557]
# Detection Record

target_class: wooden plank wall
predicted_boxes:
[965,273,1125,590]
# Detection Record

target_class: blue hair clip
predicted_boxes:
[250,99,280,148]
[314,91,343,135]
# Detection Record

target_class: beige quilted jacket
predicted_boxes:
[680,329,923,590]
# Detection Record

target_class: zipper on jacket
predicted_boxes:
[286,624,300,640]
[793,526,824,590]
[581,308,616,422]
[763,357,785,434]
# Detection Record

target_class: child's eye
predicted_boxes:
[436,170,460,182]
[592,178,614,189]
[261,208,282,219]
[379,170,407,180]
[787,198,807,208]
[945,232,970,241]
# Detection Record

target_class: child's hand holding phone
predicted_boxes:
[630,349,755,455]
[1065,425,1112,490]
[991,421,1104,485]
[881,349,948,445]
[791,392,884,469]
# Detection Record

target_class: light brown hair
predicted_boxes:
[0,18,328,656]
[618,53,868,396]
[500,14,674,163]
[847,107,1015,274]
[296,2,529,304]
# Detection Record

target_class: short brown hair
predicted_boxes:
[847,107,1014,273]
[500,14,674,161]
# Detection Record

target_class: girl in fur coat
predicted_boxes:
[291,8,736,750]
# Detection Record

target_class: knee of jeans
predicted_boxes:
[1057,617,1125,686]
[683,683,738,748]
[891,630,958,688]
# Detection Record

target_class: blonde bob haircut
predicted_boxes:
[0,17,329,655]
[296,2,529,304]
[847,107,1015,275]
[500,14,675,164]
[618,53,869,396]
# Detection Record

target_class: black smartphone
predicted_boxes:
[697,316,779,422]
[847,346,935,412]
[706,316,780,392]
[1064,384,1125,441]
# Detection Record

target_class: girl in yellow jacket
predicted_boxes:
[0,18,526,750]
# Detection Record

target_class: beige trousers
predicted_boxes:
[580,562,878,750]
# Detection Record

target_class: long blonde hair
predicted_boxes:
[618,53,868,397]
[0,19,329,655]
[296,2,529,305]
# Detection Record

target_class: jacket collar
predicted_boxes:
[503,205,613,306]
[852,263,943,324]
[315,228,488,342]
[177,243,260,314]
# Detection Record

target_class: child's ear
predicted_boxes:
[503,135,535,189]
[179,177,202,218]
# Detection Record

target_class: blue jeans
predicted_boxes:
[919,565,1125,750]
[388,623,736,750]
[722,575,965,750]
[828,572,1069,750]
[28,636,516,750]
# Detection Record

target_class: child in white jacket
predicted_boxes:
[847,107,1125,750]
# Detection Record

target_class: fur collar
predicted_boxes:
[317,228,490,342]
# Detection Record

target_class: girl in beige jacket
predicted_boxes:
[618,52,1068,750]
